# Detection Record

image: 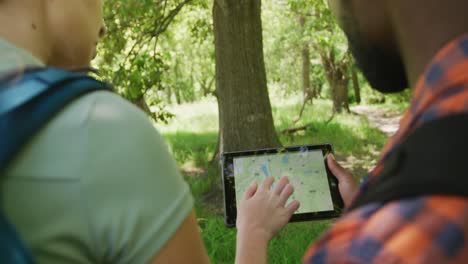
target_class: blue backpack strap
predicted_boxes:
[0,211,34,264]
[0,67,112,263]
[0,67,112,173]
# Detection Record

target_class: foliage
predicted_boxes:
[94,0,407,125]
[159,0,215,104]
[263,0,350,99]
[95,0,194,122]
[95,0,381,123]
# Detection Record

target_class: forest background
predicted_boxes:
[94,0,410,262]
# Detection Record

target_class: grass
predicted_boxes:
[273,100,387,158]
[157,97,389,263]
[379,101,410,114]
[163,132,218,169]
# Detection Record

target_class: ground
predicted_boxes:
[336,105,402,178]
[351,105,401,137]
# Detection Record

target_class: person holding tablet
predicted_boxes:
[303,0,468,263]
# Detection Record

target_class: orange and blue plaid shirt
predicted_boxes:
[303,34,468,263]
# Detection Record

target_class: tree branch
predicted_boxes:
[281,123,314,135]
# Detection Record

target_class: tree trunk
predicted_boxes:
[175,87,182,105]
[302,47,311,99]
[334,77,349,113]
[321,49,350,113]
[330,75,349,113]
[200,76,215,97]
[174,61,183,105]
[314,82,323,98]
[352,68,361,104]
[300,16,312,103]
[165,85,173,104]
[214,0,281,153]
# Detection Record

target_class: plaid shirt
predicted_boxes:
[303,34,468,263]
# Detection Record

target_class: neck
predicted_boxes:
[389,0,468,88]
[0,2,51,64]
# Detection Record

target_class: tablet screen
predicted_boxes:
[233,150,334,214]
[221,144,343,227]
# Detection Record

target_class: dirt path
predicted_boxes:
[351,105,402,137]
[335,105,403,178]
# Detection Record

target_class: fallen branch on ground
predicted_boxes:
[281,123,314,135]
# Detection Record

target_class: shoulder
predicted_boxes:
[80,91,179,182]
[8,91,194,262]
[69,90,151,131]
[78,92,195,263]
[7,91,160,179]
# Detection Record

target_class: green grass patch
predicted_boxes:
[274,100,387,158]
[268,221,331,263]
[163,132,218,168]
[197,215,332,264]
[199,216,237,263]
[379,101,410,114]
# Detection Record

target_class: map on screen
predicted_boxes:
[233,150,334,214]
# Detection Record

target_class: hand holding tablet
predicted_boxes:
[221,144,344,227]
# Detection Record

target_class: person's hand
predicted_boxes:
[236,176,300,243]
[327,154,359,208]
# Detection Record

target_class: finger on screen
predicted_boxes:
[244,180,258,199]
[274,176,290,196]
[286,200,300,214]
[279,184,295,206]
[261,176,275,190]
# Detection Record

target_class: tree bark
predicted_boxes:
[291,16,314,124]
[302,47,311,99]
[299,16,312,104]
[174,61,183,105]
[166,85,173,104]
[321,49,350,113]
[334,77,349,112]
[214,0,281,153]
[352,68,361,104]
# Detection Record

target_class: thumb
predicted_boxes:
[327,154,353,182]
[327,154,358,208]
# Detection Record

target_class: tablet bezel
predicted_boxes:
[221,144,344,228]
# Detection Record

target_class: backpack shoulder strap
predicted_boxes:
[0,67,113,174]
[0,211,34,264]
[350,114,468,210]
[0,68,112,263]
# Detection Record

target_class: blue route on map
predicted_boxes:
[261,164,269,178]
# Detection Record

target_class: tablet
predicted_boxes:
[221,144,344,227]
